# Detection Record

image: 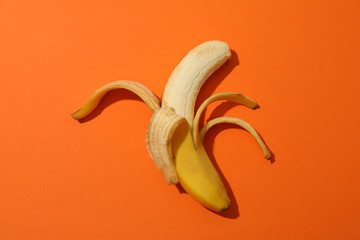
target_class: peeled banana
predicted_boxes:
[72,40,271,212]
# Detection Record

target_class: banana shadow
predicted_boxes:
[192,50,274,217]
[74,89,156,123]
[195,50,240,145]
[200,124,240,218]
[199,123,274,218]
[195,50,240,111]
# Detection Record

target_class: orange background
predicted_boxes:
[1,0,360,239]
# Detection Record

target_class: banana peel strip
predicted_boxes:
[193,92,258,148]
[146,107,187,184]
[200,117,271,159]
[72,80,160,120]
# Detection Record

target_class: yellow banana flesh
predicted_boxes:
[146,107,230,211]
[172,120,230,212]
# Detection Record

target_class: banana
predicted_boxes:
[72,40,270,212]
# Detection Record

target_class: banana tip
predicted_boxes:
[265,153,272,160]
[71,111,81,121]
[252,104,260,110]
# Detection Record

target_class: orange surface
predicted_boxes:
[1,1,360,239]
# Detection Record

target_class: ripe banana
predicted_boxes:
[72,40,271,212]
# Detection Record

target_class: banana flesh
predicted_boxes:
[72,40,270,212]
[162,40,231,129]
